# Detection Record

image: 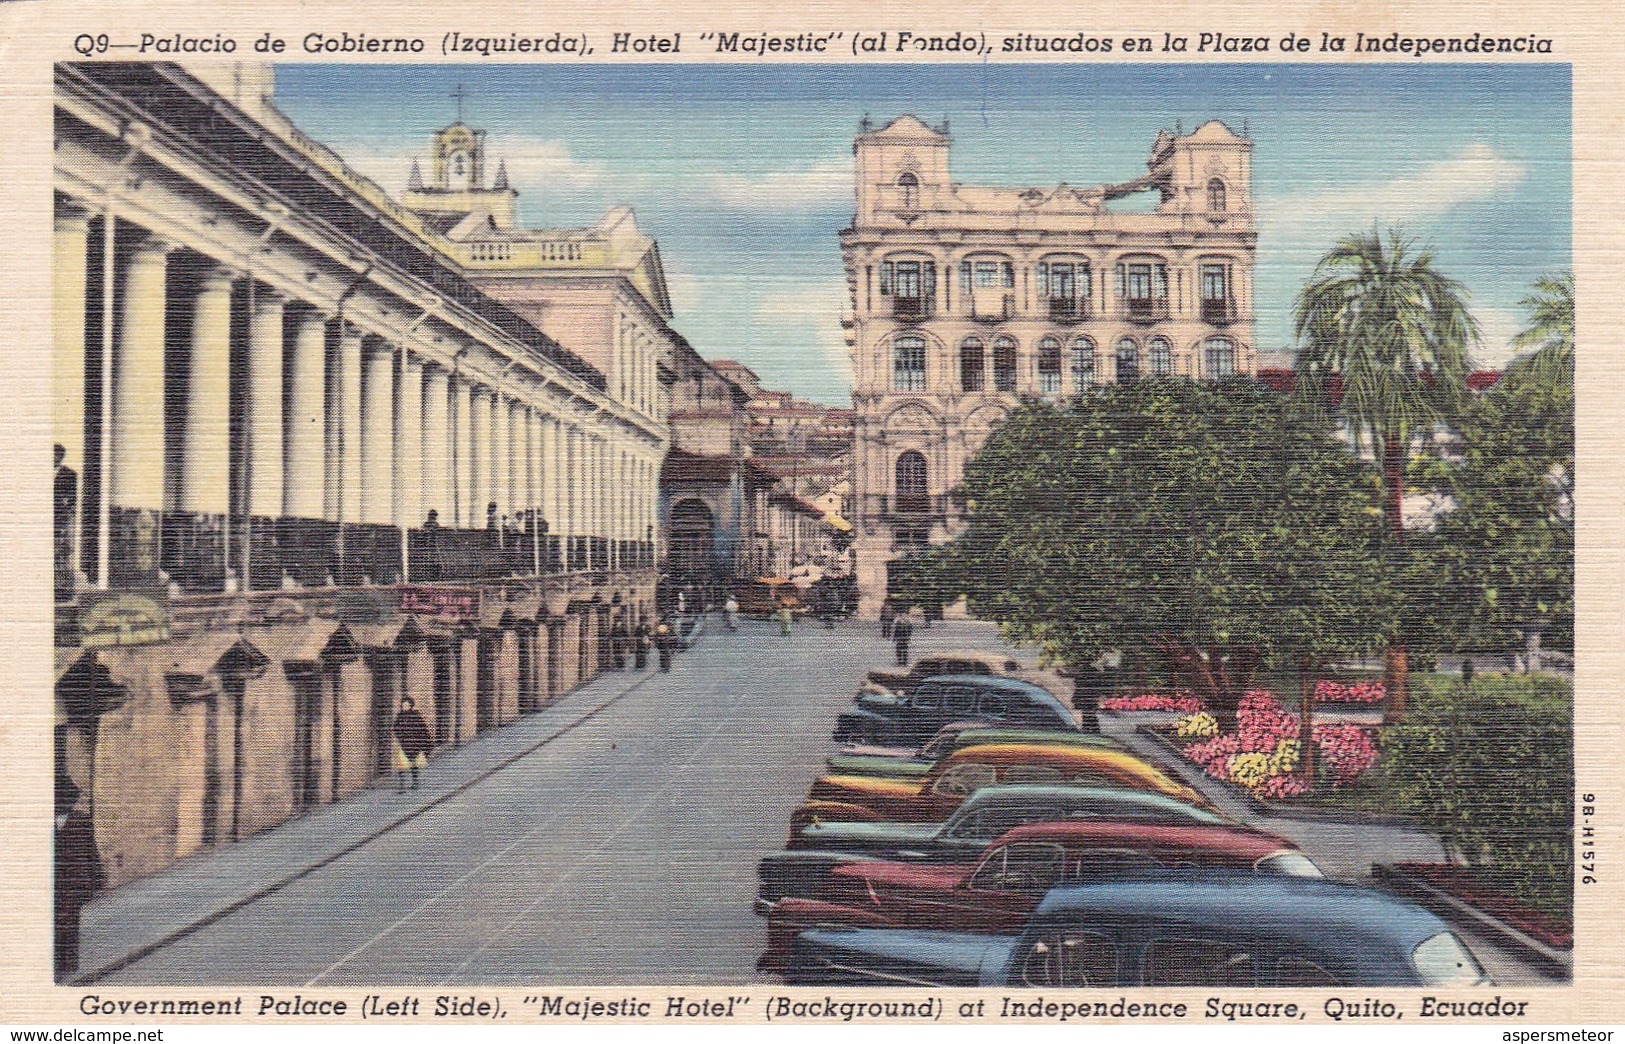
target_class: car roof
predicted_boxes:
[953,784,1227,823]
[941,743,1154,771]
[991,820,1292,860]
[1031,874,1447,950]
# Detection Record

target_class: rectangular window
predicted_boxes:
[975,261,1000,289]
[893,341,927,392]
[961,346,985,392]
[880,262,894,296]
[1200,264,1228,302]
[894,260,921,299]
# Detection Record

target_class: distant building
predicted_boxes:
[842,116,1259,614]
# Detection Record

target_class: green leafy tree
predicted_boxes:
[909,379,1393,733]
[1411,273,1574,666]
[1293,229,1478,717]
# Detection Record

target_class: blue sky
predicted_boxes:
[275,64,1570,405]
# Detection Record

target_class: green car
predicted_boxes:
[828,724,1124,780]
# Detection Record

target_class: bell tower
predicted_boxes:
[402,117,519,231]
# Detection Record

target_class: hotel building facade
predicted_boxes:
[841,116,1259,614]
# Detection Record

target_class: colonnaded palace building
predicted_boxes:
[52,63,674,887]
[842,116,1258,614]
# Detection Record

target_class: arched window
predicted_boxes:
[1070,337,1096,390]
[1208,178,1227,213]
[1148,337,1172,377]
[895,450,929,514]
[992,337,1018,393]
[898,172,920,211]
[960,337,986,392]
[1115,338,1140,384]
[1037,336,1063,394]
[1204,337,1236,377]
[892,334,927,392]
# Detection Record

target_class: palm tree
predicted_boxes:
[1506,271,1574,392]
[1293,229,1478,719]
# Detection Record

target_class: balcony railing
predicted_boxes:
[1201,298,1239,324]
[892,296,934,321]
[1124,299,1171,323]
[1048,297,1091,323]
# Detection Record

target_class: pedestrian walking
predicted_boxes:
[634,617,651,669]
[391,697,433,792]
[892,609,914,666]
[54,793,102,982]
[777,601,794,637]
[724,594,739,632]
[879,597,895,640]
[655,621,675,672]
[610,614,629,670]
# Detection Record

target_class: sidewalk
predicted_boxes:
[74,651,675,985]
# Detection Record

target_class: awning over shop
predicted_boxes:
[159,632,272,701]
[54,649,126,726]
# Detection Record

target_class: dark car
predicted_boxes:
[833,675,1078,746]
[756,784,1234,912]
[782,874,1492,987]
[759,821,1321,973]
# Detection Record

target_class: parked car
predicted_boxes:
[758,784,1235,911]
[781,874,1493,987]
[833,675,1078,746]
[760,822,1322,973]
[864,651,1023,694]
[792,744,1210,835]
[829,724,1124,780]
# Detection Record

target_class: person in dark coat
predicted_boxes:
[633,617,651,669]
[892,609,914,667]
[655,621,675,672]
[54,797,102,982]
[610,615,629,670]
[879,597,895,640]
[391,697,433,792]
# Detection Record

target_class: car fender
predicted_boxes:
[790,800,888,839]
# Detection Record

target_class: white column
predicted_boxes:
[180,266,235,515]
[419,363,449,523]
[330,323,363,523]
[54,200,91,478]
[245,287,284,518]
[453,374,473,527]
[396,353,424,528]
[546,416,562,531]
[360,339,395,525]
[514,403,531,518]
[489,392,509,515]
[109,235,173,512]
[284,308,327,519]
[470,385,491,527]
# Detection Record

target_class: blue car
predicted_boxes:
[833,675,1078,746]
[783,874,1491,987]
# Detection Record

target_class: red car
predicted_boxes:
[760,820,1320,974]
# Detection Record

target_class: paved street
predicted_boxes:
[80,618,1555,986]
[85,617,971,986]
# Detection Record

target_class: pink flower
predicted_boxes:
[1102,691,1203,713]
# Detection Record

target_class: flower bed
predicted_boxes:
[1100,691,1203,713]
[1172,690,1380,798]
[1314,679,1387,704]
[1389,862,1572,950]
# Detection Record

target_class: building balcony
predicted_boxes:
[1047,297,1091,323]
[1201,298,1239,325]
[1123,299,1171,323]
[891,296,934,321]
[866,493,950,519]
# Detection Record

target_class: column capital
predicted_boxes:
[132,233,178,260]
[54,196,93,230]
[199,264,239,292]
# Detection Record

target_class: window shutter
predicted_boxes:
[1035,263,1048,296]
[880,262,893,296]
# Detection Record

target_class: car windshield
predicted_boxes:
[1411,932,1491,986]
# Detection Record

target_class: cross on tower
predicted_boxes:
[450,83,468,123]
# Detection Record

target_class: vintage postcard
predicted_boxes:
[1,0,1620,1031]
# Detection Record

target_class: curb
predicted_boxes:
[72,666,665,986]
[1372,864,1572,980]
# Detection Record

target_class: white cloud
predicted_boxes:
[707,157,853,213]
[1261,144,1528,241]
